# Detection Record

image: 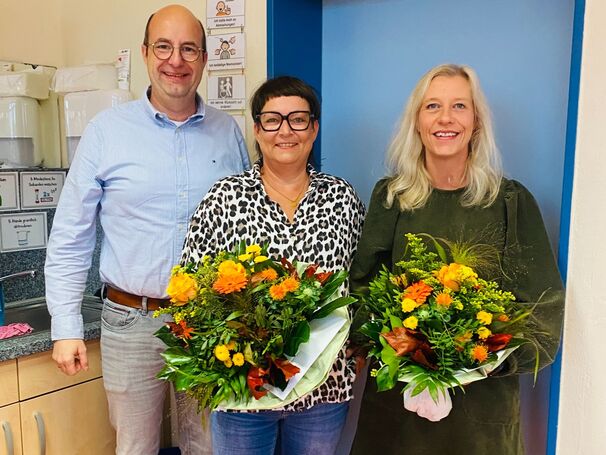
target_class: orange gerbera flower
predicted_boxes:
[281,277,300,293]
[404,281,433,304]
[269,284,287,300]
[213,260,248,294]
[435,293,453,307]
[470,344,489,363]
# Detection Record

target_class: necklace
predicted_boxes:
[261,172,309,209]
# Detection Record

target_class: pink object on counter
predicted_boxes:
[0,323,34,339]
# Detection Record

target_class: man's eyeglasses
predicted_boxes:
[255,111,315,132]
[147,41,204,62]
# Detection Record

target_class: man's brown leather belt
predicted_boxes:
[106,286,169,311]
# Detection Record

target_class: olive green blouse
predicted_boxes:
[350,178,565,455]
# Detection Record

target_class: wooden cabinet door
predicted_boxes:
[0,360,18,408]
[0,403,22,455]
[18,341,103,400]
[20,378,115,455]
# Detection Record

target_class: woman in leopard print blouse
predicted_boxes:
[180,76,366,455]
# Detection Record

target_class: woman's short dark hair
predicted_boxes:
[250,76,321,162]
[251,76,321,121]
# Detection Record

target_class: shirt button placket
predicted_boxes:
[175,126,188,261]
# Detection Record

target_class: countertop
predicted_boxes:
[0,298,102,362]
[0,320,100,362]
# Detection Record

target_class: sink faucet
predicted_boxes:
[0,270,36,325]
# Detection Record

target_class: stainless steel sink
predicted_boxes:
[4,296,102,334]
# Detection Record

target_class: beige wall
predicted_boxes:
[557,1,606,454]
[0,1,266,155]
[0,0,64,66]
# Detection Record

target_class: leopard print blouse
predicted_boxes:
[181,162,366,411]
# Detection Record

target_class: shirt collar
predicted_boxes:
[142,87,206,126]
[244,161,327,190]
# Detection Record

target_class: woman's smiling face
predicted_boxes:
[254,96,318,169]
[417,75,476,163]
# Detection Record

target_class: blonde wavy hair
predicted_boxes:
[385,64,503,211]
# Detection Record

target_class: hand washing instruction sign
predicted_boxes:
[0,172,19,211]
[0,212,48,252]
[20,171,65,209]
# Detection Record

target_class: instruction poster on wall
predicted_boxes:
[0,212,48,252]
[208,33,246,70]
[207,0,245,29]
[208,74,246,110]
[20,171,65,209]
[0,172,19,211]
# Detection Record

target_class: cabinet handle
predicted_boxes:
[33,411,46,455]
[1,420,14,455]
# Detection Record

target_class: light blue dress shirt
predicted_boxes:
[45,92,250,340]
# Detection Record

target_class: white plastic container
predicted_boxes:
[0,97,41,167]
[0,69,51,100]
[52,64,118,94]
[63,89,132,164]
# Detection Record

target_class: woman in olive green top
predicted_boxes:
[350,64,564,455]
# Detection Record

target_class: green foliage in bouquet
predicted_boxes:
[154,241,355,410]
[359,233,532,400]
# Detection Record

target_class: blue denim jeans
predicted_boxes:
[211,402,349,455]
[101,297,210,455]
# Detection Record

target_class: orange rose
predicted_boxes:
[166,273,198,305]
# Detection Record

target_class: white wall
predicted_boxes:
[557,1,606,453]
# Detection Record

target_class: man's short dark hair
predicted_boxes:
[143,13,206,51]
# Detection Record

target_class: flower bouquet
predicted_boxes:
[358,233,532,421]
[154,242,355,410]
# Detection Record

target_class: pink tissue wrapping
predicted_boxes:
[0,323,34,339]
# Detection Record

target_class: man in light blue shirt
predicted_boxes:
[45,5,249,454]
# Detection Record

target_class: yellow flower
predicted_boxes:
[232,352,245,367]
[401,297,417,313]
[477,327,492,340]
[246,244,262,255]
[238,253,252,261]
[214,345,230,361]
[173,313,183,324]
[477,311,493,325]
[281,277,300,293]
[213,260,248,294]
[226,340,236,351]
[254,255,269,263]
[458,264,478,283]
[166,272,198,305]
[223,358,233,368]
[403,316,418,330]
[269,284,287,300]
